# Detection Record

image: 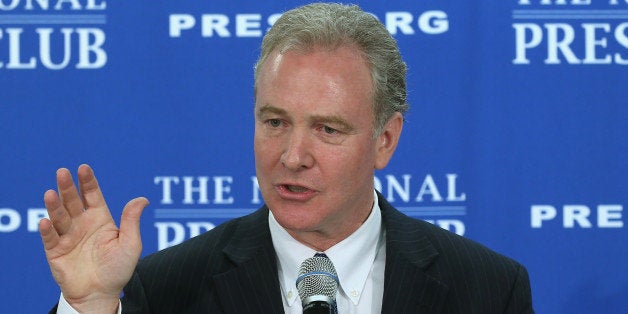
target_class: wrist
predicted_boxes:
[63,293,120,314]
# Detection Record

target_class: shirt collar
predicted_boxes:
[269,190,383,306]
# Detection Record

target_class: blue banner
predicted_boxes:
[1,1,626,312]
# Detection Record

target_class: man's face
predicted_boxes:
[254,45,400,249]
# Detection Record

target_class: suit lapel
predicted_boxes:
[380,195,450,313]
[208,197,450,313]
[212,207,284,313]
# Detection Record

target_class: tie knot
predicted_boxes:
[314,252,328,258]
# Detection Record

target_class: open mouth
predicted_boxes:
[285,185,309,193]
[276,184,316,201]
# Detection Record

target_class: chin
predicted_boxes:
[271,207,322,232]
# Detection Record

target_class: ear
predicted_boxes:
[374,112,403,169]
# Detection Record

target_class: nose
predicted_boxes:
[280,130,314,171]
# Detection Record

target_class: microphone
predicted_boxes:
[296,256,339,314]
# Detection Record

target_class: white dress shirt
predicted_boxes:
[269,190,386,314]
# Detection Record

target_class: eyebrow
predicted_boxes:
[309,114,355,133]
[256,104,356,133]
[256,105,286,119]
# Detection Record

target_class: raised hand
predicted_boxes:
[39,164,148,313]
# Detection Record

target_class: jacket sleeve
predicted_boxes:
[121,271,151,314]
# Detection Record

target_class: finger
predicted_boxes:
[77,164,108,212]
[56,168,85,218]
[39,217,60,252]
[119,197,149,250]
[44,189,72,235]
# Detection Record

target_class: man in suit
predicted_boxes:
[40,3,533,313]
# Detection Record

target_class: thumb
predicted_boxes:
[119,197,149,247]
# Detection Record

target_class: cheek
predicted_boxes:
[335,139,376,163]
[325,145,375,177]
[253,135,268,167]
[254,136,280,168]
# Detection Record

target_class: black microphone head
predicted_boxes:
[296,256,339,306]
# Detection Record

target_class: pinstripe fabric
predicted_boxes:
[121,208,284,313]
[117,192,533,313]
[380,196,534,313]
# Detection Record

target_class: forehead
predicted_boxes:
[255,46,374,114]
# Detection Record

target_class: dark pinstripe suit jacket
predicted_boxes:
[120,194,534,313]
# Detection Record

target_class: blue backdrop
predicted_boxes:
[1,1,626,313]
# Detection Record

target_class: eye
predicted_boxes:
[322,125,338,134]
[267,119,282,128]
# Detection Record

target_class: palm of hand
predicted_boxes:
[40,165,147,308]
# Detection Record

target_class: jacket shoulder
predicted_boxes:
[381,198,533,312]
[121,208,270,312]
[137,207,268,276]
